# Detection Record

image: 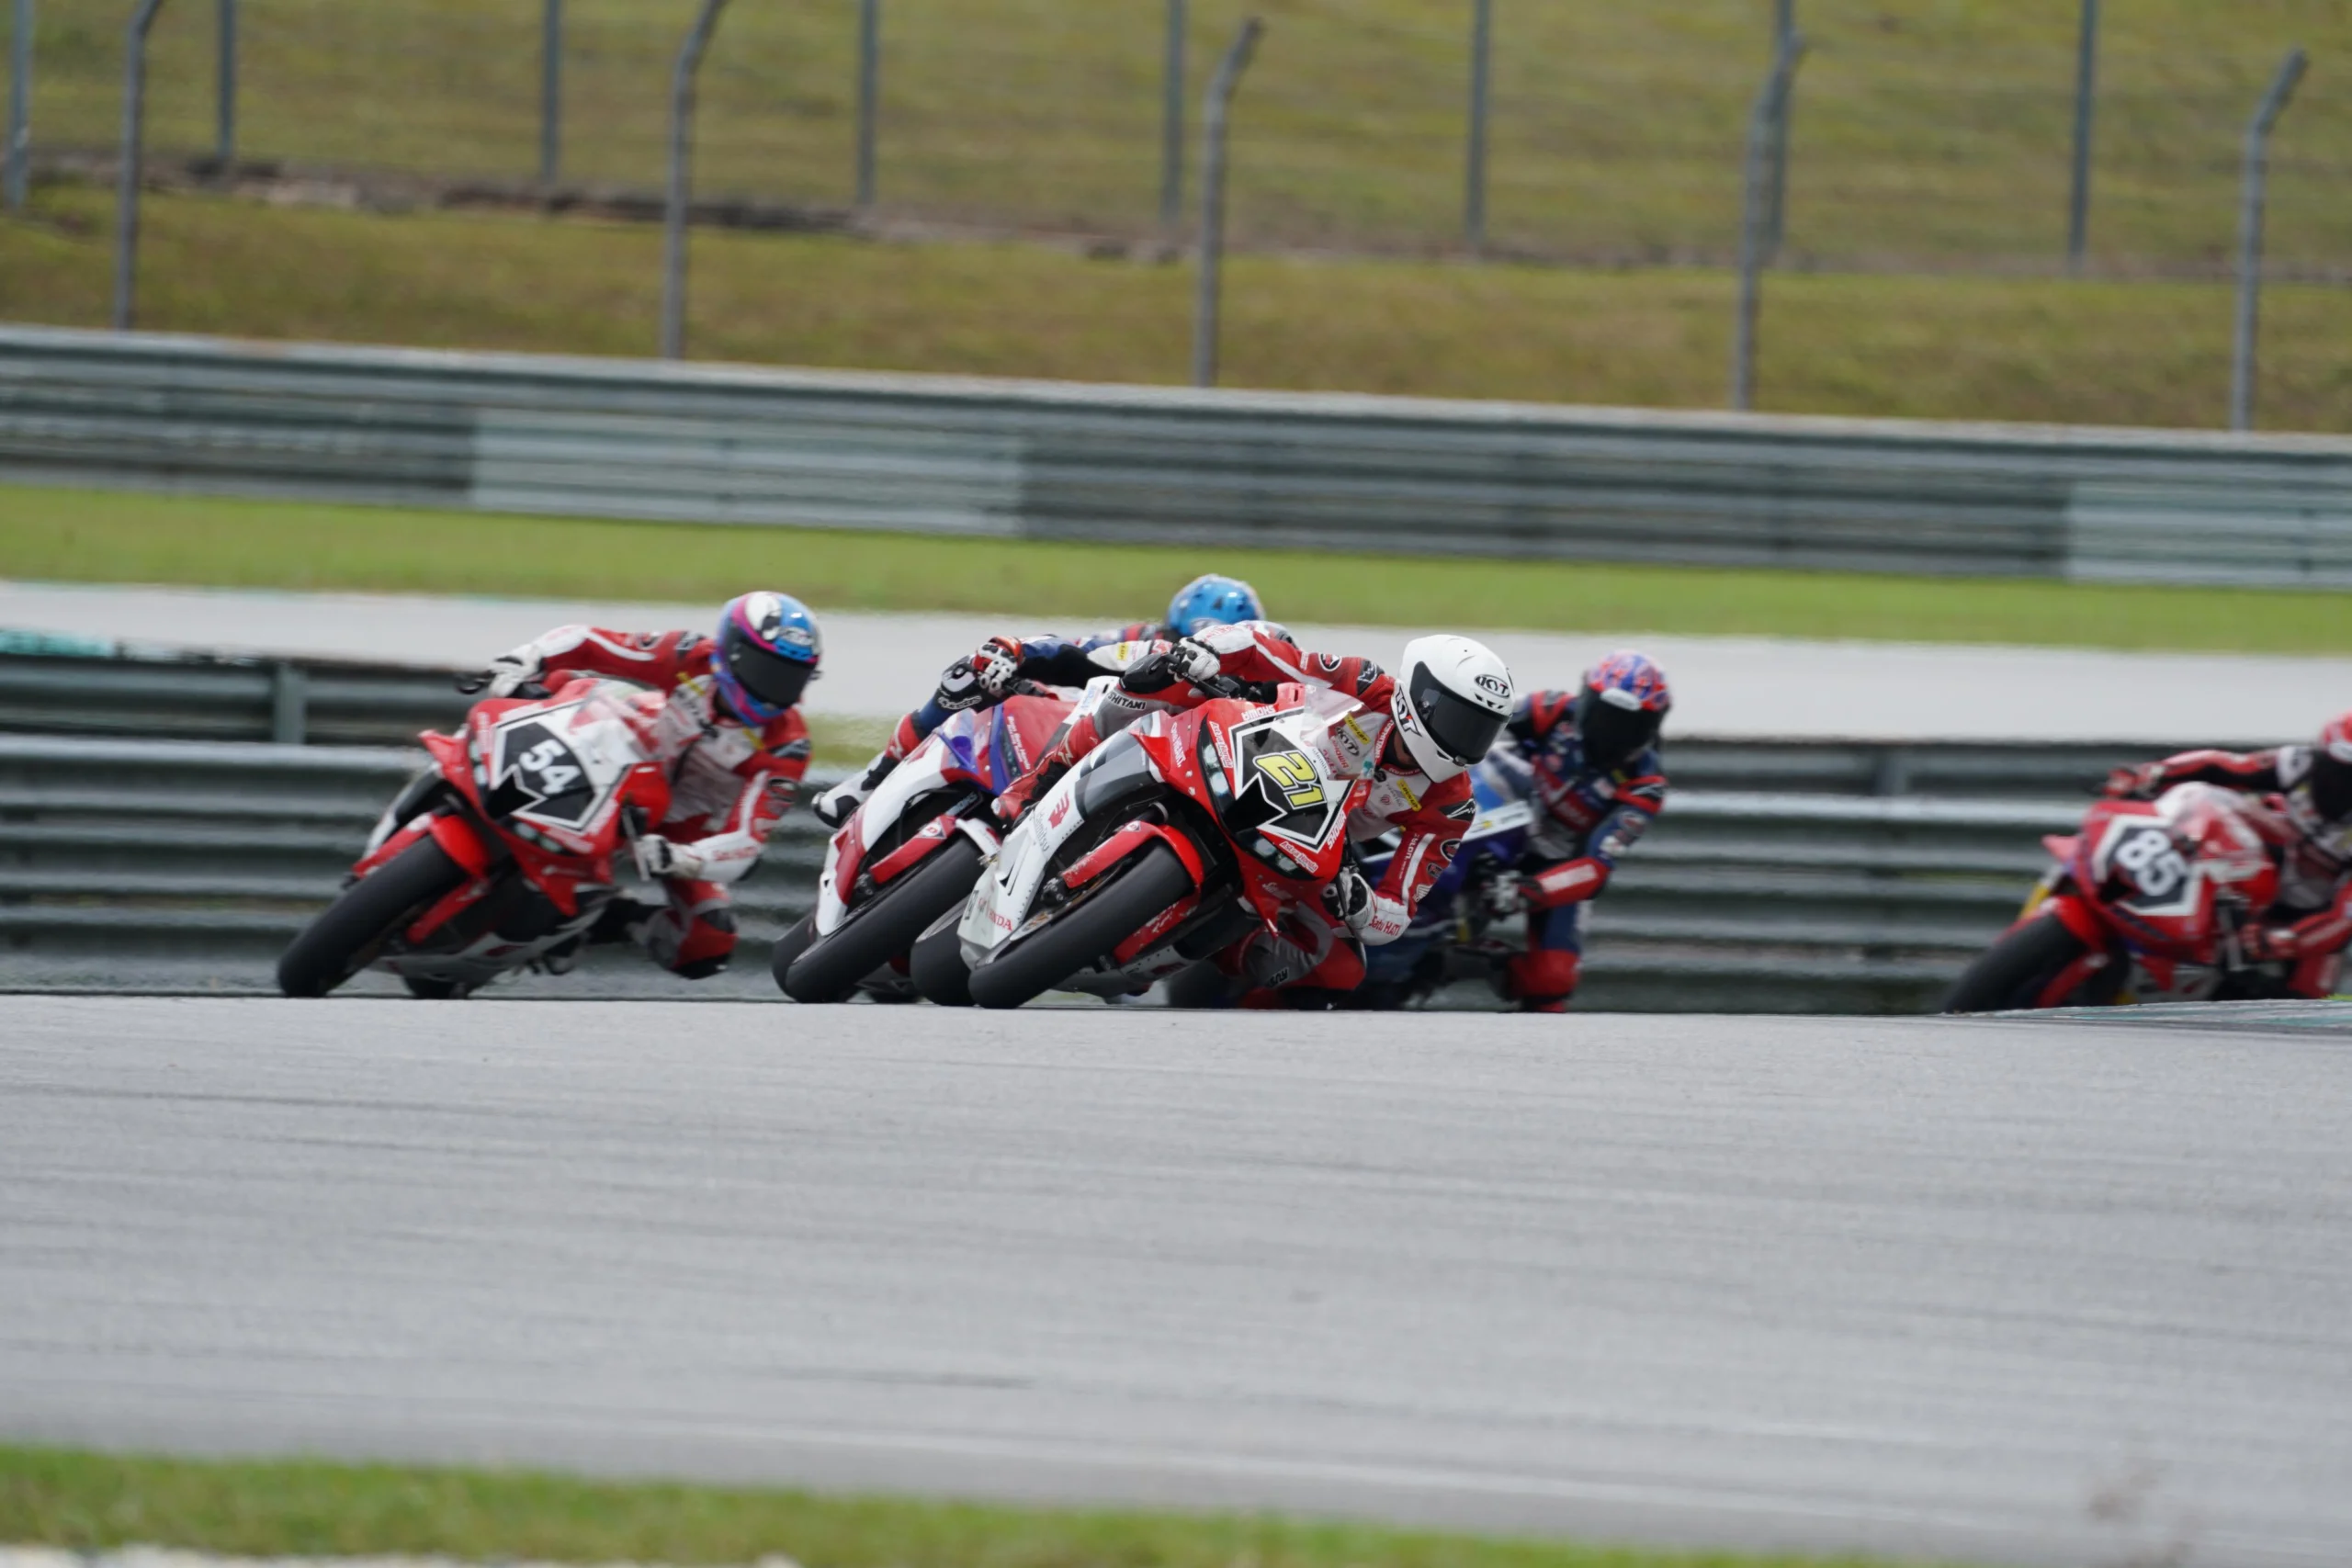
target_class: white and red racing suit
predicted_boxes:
[512,625,811,977]
[1001,621,1473,996]
[2110,744,2352,995]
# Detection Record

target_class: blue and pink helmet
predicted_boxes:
[1575,650,1671,772]
[710,591,821,724]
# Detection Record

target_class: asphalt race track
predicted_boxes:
[6,1000,2349,1567]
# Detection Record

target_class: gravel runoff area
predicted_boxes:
[8,580,2352,742]
[6,999,2349,1568]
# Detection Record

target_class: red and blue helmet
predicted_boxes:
[1166,573,1265,637]
[1574,650,1671,773]
[710,591,821,724]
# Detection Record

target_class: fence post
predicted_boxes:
[1762,0,1793,257]
[540,0,561,187]
[2065,0,2098,271]
[660,0,729,360]
[1159,0,1184,229]
[1731,28,1803,412]
[213,0,234,169]
[1193,16,1262,389]
[268,661,308,746]
[114,0,169,332]
[2230,46,2307,433]
[1464,0,1491,254]
[6,0,29,213]
[855,0,879,209]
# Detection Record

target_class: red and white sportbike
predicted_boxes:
[776,688,1071,1003]
[910,671,1368,1010]
[277,675,671,998]
[1943,782,2290,1012]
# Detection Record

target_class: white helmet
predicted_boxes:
[1390,635,1514,782]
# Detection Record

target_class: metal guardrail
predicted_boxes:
[6,326,2351,585]
[0,731,2077,1012]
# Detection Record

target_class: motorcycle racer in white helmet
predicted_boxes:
[992,621,1515,1002]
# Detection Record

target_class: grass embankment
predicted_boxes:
[5,485,2351,658]
[7,0,2348,272]
[5,189,2351,430]
[0,1445,1939,1568]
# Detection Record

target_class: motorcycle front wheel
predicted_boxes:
[968,843,1196,1010]
[277,834,469,998]
[783,838,986,1004]
[1941,912,2117,1013]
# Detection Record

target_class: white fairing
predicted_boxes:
[812,735,956,935]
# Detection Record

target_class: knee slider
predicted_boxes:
[1508,949,1580,1003]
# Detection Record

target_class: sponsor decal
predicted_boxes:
[1445,798,1477,822]
[1474,672,1510,699]
[1048,794,1072,829]
[1317,653,1342,673]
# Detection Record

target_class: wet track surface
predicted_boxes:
[5,999,2349,1566]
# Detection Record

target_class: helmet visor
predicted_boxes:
[1576,689,1662,773]
[2314,751,2352,824]
[1408,661,1507,768]
[722,625,815,714]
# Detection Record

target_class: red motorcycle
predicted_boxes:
[1943,782,2289,1012]
[910,668,1368,1010]
[277,675,671,998]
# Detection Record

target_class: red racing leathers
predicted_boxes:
[1004,622,1474,995]
[2107,744,2352,995]
[509,625,812,976]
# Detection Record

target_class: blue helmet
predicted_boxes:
[1166,573,1266,637]
[710,591,821,724]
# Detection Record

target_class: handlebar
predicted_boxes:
[454,671,549,701]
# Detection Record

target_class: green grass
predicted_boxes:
[5,484,2350,657]
[0,1444,1939,1568]
[6,0,2349,272]
[5,188,2352,430]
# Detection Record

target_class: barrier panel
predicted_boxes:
[5,326,2349,585]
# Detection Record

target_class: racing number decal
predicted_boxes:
[515,738,582,797]
[2109,824,2189,900]
[1255,750,1326,809]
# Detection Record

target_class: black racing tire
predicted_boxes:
[910,905,975,1008]
[784,838,986,1004]
[968,843,1197,1011]
[277,835,470,998]
[767,911,819,993]
[401,975,472,1000]
[1942,912,2106,1014]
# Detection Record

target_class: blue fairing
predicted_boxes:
[1359,749,1535,986]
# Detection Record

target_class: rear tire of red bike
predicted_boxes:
[968,844,1196,1010]
[1941,913,2105,1014]
[784,839,985,1004]
[910,905,976,1007]
[277,835,469,999]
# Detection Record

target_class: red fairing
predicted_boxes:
[2060,789,2280,961]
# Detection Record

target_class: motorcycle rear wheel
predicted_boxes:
[784,838,985,1004]
[277,835,469,998]
[968,844,1195,1010]
[1942,912,2113,1013]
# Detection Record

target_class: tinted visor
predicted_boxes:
[722,624,815,713]
[2314,751,2352,824]
[1576,687,1662,773]
[1409,662,1507,767]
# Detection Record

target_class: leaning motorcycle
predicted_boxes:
[776,686,1071,1003]
[1160,745,1535,1010]
[910,671,1363,1010]
[277,674,671,998]
[1942,781,2288,1013]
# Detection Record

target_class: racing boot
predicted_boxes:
[814,746,902,829]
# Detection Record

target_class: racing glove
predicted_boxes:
[1321,863,1376,936]
[1121,637,1221,695]
[968,636,1024,697]
[2100,761,2166,799]
[482,647,543,698]
[634,834,707,881]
